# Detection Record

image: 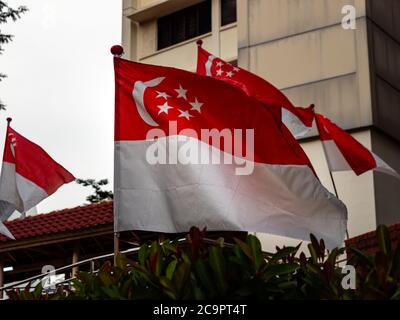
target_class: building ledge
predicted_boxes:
[128,0,204,23]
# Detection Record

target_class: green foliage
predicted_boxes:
[76,178,113,203]
[7,225,400,300]
[347,225,400,299]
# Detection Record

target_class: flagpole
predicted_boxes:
[318,129,350,240]
[111,45,124,266]
[6,117,11,127]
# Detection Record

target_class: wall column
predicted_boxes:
[71,241,80,278]
[212,0,221,56]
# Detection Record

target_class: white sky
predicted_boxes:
[0,0,122,213]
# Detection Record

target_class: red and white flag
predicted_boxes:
[0,124,75,238]
[316,113,400,178]
[196,45,315,139]
[114,57,347,247]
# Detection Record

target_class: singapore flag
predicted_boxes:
[196,45,315,139]
[316,113,400,179]
[114,57,347,248]
[0,124,75,238]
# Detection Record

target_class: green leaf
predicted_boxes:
[193,260,216,297]
[247,234,264,271]
[173,262,191,297]
[390,288,400,300]
[234,237,254,262]
[166,260,177,280]
[265,263,299,278]
[348,246,373,266]
[392,240,400,278]
[159,277,177,300]
[150,242,163,276]
[310,233,321,258]
[307,243,318,263]
[98,269,114,287]
[270,244,301,263]
[33,282,43,298]
[277,280,298,290]
[138,244,149,266]
[208,246,227,294]
[377,225,391,256]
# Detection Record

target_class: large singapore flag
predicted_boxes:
[0,124,75,238]
[316,113,400,179]
[197,45,315,139]
[114,57,347,247]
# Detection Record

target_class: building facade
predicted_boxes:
[121,0,400,251]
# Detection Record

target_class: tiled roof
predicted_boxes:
[345,223,400,255]
[0,201,113,243]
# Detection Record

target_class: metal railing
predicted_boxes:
[0,246,141,298]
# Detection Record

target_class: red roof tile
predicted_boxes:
[0,201,113,243]
[345,223,400,255]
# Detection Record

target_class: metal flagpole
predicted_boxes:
[314,110,349,239]
[318,132,350,240]
[328,168,350,240]
[111,45,124,266]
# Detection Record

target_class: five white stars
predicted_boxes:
[190,98,203,113]
[175,84,188,100]
[145,81,204,121]
[178,109,193,120]
[157,102,173,115]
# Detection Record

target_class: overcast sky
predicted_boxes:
[0,0,122,213]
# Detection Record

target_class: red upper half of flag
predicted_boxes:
[114,57,314,168]
[3,126,75,194]
[315,114,376,175]
[196,46,315,128]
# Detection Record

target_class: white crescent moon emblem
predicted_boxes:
[205,54,216,76]
[132,77,165,126]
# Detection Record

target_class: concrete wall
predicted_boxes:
[371,129,400,226]
[123,0,237,71]
[238,0,372,134]
[365,0,400,227]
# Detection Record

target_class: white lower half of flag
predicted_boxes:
[322,140,400,179]
[0,162,48,221]
[114,136,347,248]
[321,140,352,172]
[282,108,311,139]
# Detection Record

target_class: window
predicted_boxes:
[157,0,211,50]
[221,0,237,26]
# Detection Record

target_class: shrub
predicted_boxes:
[7,225,400,300]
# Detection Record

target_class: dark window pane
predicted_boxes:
[221,0,237,26]
[157,0,211,50]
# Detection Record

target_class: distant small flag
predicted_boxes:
[196,45,315,138]
[0,122,75,239]
[316,113,400,179]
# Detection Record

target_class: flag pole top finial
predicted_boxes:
[110,45,124,57]
[6,118,12,126]
[196,39,203,47]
